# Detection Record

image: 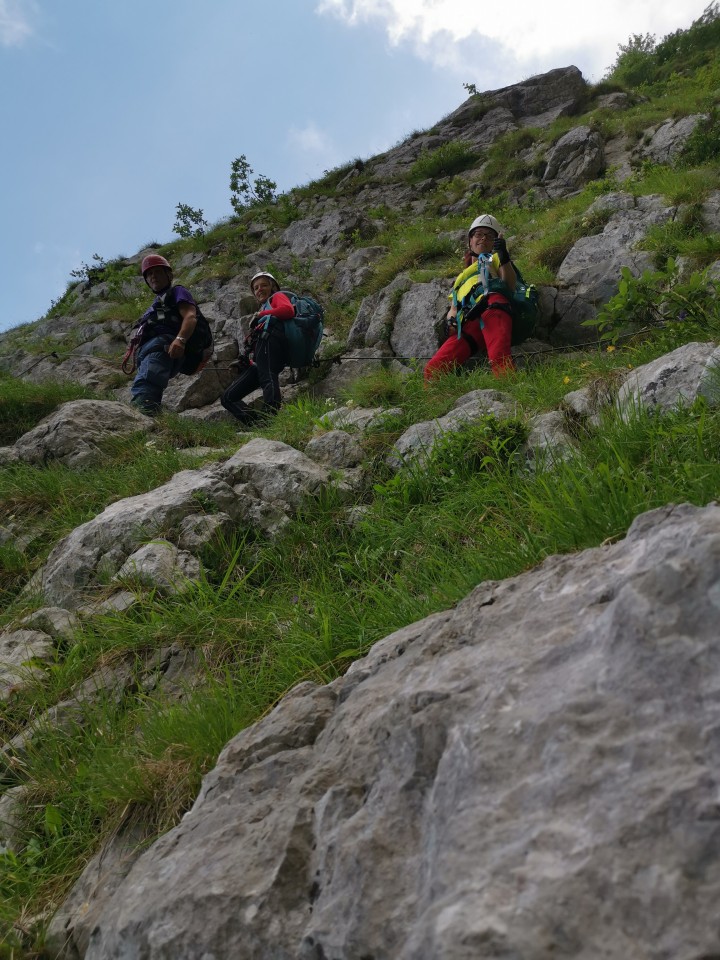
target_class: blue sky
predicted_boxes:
[0,0,708,333]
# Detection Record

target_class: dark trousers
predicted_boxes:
[221,330,287,424]
[131,334,181,413]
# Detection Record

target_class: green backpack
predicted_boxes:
[278,291,324,367]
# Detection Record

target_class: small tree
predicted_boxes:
[230,154,277,215]
[70,253,106,286]
[604,32,657,87]
[173,203,208,239]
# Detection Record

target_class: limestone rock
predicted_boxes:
[390,279,449,363]
[19,606,79,639]
[80,502,720,960]
[162,339,237,412]
[305,430,364,469]
[0,629,55,699]
[699,345,720,404]
[29,469,242,609]
[0,785,28,853]
[542,125,605,197]
[177,512,234,552]
[556,193,676,305]
[348,274,413,348]
[30,438,334,609]
[222,438,331,510]
[524,409,576,468]
[114,540,202,595]
[333,246,388,299]
[320,405,402,432]
[702,190,720,233]
[44,824,149,960]
[11,400,153,469]
[282,211,375,258]
[640,114,707,164]
[388,389,516,469]
[617,341,719,418]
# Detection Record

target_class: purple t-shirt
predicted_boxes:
[141,284,196,338]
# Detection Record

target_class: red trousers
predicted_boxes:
[424,294,515,380]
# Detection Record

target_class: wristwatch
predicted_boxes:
[175,336,187,344]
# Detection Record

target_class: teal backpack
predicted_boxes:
[507,266,540,346]
[279,291,324,367]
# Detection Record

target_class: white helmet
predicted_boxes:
[249,271,279,293]
[468,214,503,238]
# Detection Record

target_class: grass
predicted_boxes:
[0,376,95,445]
[407,141,479,183]
[3,8,720,952]
[2,305,720,954]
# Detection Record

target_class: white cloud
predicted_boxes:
[316,0,708,81]
[0,0,37,47]
[288,120,337,156]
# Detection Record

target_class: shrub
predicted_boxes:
[583,260,720,343]
[407,141,478,183]
[682,107,720,166]
[230,155,277,215]
[173,203,208,239]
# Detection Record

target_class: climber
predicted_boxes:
[220,271,295,426]
[424,214,517,380]
[128,255,199,415]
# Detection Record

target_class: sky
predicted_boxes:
[0,0,709,334]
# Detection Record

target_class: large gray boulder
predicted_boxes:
[390,279,449,363]
[74,501,720,960]
[542,125,605,197]
[11,400,153,469]
[556,193,677,305]
[640,114,707,164]
[29,439,332,609]
[617,340,720,418]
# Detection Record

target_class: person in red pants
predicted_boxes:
[425,214,517,380]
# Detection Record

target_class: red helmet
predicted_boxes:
[141,254,172,277]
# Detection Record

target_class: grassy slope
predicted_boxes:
[1,9,720,955]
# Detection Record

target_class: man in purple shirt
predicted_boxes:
[130,254,198,415]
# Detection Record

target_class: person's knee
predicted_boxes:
[424,357,442,381]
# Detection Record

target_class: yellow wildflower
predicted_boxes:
[563,376,571,384]
[606,345,616,353]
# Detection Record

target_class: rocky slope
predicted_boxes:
[2,49,720,959]
[0,65,713,413]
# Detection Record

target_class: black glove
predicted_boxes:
[493,236,510,265]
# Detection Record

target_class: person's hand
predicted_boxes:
[493,235,510,265]
[167,337,186,360]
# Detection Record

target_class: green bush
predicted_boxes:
[682,107,720,166]
[407,141,478,183]
[584,259,720,343]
